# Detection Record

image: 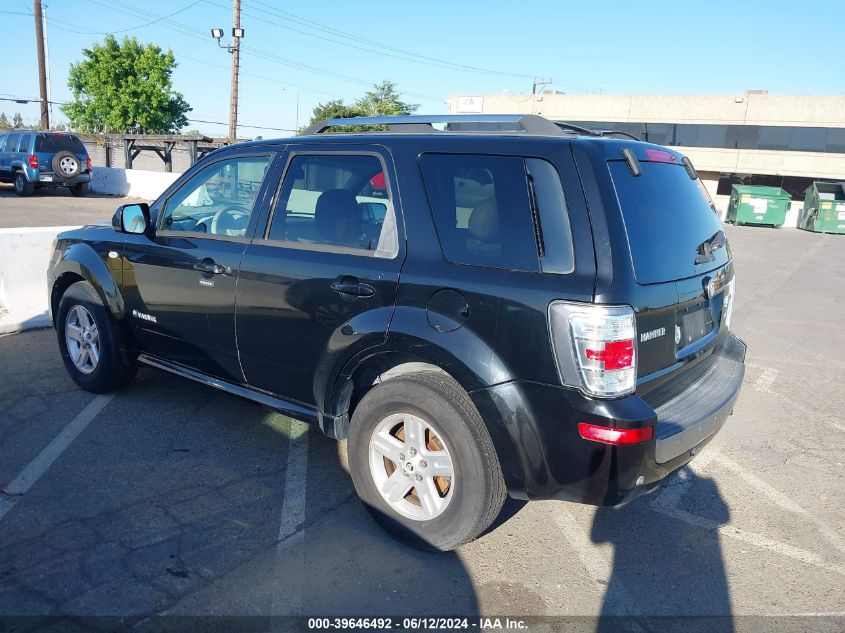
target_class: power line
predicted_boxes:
[1,95,295,133]
[83,0,440,100]
[178,54,342,98]
[7,1,204,36]
[240,0,604,92]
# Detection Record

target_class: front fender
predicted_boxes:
[50,241,124,320]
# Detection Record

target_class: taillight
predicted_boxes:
[548,302,637,397]
[28,154,38,169]
[85,157,92,171]
[578,422,653,445]
[723,277,736,329]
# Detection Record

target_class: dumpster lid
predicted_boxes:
[731,185,790,198]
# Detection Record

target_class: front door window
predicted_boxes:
[161,155,271,237]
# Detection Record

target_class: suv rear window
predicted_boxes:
[609,160,728,284]
[35,134,86,154]
[419,154,541,272]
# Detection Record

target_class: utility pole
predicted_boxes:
[229,0,241,142]
[33,0,49,130]
[42,3,52,123]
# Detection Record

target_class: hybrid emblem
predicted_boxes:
[131,309,157,324]
[640,327,666,343]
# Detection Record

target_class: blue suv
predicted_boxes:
[0,131,92,196]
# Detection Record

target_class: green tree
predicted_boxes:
[13,113,23,128]
[0,112,10,129]
[355,81,418,117]
[301,81,418,134]
[61,35,191,133]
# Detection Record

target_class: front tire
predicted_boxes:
[347,372,506,551]
[14,172,34,196]
[56,281,137,393]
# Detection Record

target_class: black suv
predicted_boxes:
[48,115,745,550]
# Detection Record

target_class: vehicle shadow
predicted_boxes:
[590,472,733,632]
[0,361,479,624]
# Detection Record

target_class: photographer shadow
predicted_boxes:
[591,472,733,632]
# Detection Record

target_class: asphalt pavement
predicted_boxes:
[0,183,141,228]
[0,225,843,630]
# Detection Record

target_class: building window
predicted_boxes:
[758,126,793,151]
[790,127,828,152]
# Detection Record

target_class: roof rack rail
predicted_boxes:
[303,114,568,136]
[552,121,641,141]
[594,129,641,141]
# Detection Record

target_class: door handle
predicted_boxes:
[194,261,226,274]
[330,279,375,298]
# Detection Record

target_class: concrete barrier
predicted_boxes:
[90,167,181,200]
[0,226,80,335]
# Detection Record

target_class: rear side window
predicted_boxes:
[419,154,537,271]
[4,134,19,152]
[35,134,86,154]
[609,160,728,284]
[419,154,574,273]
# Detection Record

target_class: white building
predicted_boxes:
[448,91,845,214]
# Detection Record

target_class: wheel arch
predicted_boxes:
[323,333,527,496]
[50,243,124,325]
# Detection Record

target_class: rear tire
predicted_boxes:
[56,281,137,393]
[14,172,34,196]
[347,372,506,551]
[70,182,89,197]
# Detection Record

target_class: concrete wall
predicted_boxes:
[0,227,79,334]
[89,167,181,200]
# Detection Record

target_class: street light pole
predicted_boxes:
[229,0,241,142]
[283,89,300,131]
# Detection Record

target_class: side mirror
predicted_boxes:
[112,203,151,235]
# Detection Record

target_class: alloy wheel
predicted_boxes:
[368,413,455,521]
[65,305,100,374]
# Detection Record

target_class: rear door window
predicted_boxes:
[609,160,727,284]
[266,153,397,257]
[35,134,86,154]
[17,134,32,153]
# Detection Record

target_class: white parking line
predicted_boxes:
[649,450,845,577]
[0,394,113,522]
[713,453,845,554]
[270,419,310,617]
[753,367,779,393]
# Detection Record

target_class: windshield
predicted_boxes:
[609,160,728,284]
[35,134,86,154]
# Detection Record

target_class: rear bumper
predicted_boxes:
[29,168,91,185]
[472,332,746,505]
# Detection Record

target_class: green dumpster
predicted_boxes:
[799,181,845,234]
[726,185,791,228]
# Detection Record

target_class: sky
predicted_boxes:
[1,0,844,138]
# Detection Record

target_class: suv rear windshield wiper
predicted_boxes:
[695,229,726,264]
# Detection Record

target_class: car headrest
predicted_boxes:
[315,189,361,244]
[468,197,500,243]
